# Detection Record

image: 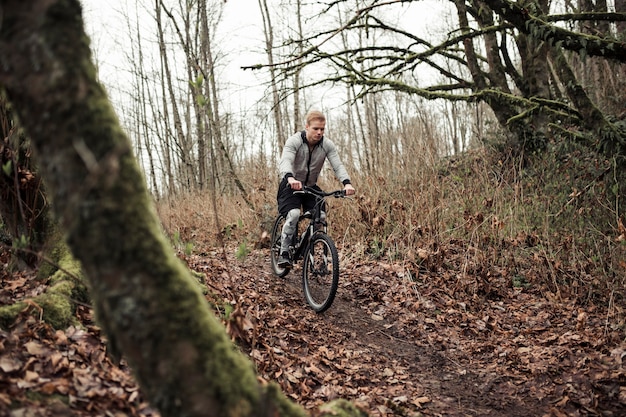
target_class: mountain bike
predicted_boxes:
[270,187,347,313]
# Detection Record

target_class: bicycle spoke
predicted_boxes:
[302,234,339,313]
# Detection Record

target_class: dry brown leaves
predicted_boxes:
[189,246,626,417]
[1,242,625,416]
[0,310,158,416]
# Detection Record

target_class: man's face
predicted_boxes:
[305,119,325,146]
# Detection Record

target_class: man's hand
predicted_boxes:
[344,183,355,196]
[288,177,302,190]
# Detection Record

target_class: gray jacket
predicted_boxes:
[279,131,351,186]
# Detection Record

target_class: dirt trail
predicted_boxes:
[1,245,624,416]
[210,247,626,416]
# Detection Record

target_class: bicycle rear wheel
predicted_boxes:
[302,233,339,313]
[270,215,290,277]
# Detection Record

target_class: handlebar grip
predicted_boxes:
[294,187,347,198]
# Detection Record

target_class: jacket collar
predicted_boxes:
[300,130,324,147]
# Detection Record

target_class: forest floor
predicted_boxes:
[1,242,626,417]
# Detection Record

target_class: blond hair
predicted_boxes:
[305,110,325,126]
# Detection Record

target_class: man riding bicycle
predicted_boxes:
[276,110,356,268]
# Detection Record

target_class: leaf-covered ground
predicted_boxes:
[1,243,625,416]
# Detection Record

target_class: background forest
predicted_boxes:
[1,0,626,416]
[76,0,626,306]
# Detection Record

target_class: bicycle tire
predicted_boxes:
[302,233,339,313]
[270,214,290,277]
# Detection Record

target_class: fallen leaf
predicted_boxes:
[0,356,22,373]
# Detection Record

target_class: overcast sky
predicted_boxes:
[80,0,450,120]
[81,0,267,114]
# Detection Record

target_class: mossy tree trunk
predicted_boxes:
[0,1,365,416]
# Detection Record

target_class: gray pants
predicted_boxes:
[280,208,326,254]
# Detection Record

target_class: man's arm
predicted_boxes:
[279,135,305,190]
[278,136,298,180]
[324,141,355,195]
[325,141,350,183]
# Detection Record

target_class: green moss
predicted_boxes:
[50,246,89,304]
[262,383,308,417]
[0,301,28,330]
[0,271,80,330]
[23,391,69,405]
[190,270,208,295]
[8,284,74,330]
[318,399,369,417]
[37,281,76,329]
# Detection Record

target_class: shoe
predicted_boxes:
[277,251,293,268]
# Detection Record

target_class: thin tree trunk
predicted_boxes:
[292,0,304,133]
[337,6,369,173]
[259,0,287,149]
[157,0,195,192]
[129,10,160,198]
[200,0,217,193]
[1,1,342,416]
[549,47,607,133]
[454,0,487,90]
[155,1,177,195]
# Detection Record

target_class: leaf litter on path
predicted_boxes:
[1,245,625,416]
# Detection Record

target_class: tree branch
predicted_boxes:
[481,0,626,61]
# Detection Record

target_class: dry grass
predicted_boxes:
[154,143,625,322]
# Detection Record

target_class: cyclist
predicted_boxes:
[276,110,356,268]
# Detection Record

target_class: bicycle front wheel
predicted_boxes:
[270,214,290,277]
[302,233,339,313]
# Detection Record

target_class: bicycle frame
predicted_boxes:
[270,186,347,312]
[290,187,344,261]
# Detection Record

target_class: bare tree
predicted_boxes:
[249,0,626,161]
[156,0,194,193]
[125,4,161,198]
[0,1,367,416]
[259,0,287,149]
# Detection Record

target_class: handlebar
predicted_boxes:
[294,186,346,198]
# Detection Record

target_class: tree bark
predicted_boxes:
[0,1,361,416]
[259,0,287,150]
[480,0,626,61]
[292,0,304,133]
[548,47,606,132]
[454,0,522,139]
[617,0,626,34]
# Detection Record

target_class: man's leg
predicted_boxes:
[278,208,300,267]
[276,176,303,268]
